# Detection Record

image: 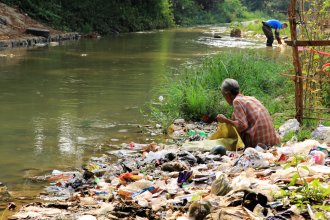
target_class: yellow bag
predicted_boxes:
[210,123,245,151]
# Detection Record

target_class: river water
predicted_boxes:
[0,26,290,198]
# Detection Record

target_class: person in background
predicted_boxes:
[216,78,280,148]
[262,19,288,47]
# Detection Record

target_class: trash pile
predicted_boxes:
[9,120,330,220]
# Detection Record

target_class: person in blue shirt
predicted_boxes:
[262,19,288,47]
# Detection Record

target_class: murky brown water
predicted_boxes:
[0,26,291,201]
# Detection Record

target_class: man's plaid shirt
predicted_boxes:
[231,94,280,147]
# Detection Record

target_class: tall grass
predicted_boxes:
[148,50,294,129]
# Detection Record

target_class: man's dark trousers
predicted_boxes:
[262,22,274,47]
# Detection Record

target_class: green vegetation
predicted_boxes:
[148,51,293,129]
[0,0,290,34]
[1,0,175,34]
[277,155,330,219]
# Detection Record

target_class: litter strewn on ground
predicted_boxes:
[8,119,330,220]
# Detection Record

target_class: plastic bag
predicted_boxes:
[209,123,245,151]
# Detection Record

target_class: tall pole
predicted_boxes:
[288,0,304,123]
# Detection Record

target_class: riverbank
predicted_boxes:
[6,119,330,219]
[0,2,80,50]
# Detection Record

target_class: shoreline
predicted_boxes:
[0,32,80,50]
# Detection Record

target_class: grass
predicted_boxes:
[148,50,294,130]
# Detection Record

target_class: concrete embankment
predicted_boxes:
[0,32,80,49]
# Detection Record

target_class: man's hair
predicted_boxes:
[221,78,240,96]
[282,23,288,28]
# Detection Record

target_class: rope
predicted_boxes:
[302,47,330,74]
[305,48,330,57]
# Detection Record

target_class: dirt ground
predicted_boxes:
[0,2,62,40]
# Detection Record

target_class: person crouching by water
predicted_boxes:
[262,19,288,47]
[216,78,280,148]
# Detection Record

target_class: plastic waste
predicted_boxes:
[188,130,197,137]
[144,149,176,163]
[210,173,232,196]
[232,148,270,171]
[52,170,63,175]
[118,179,154,198]
[209,123,245,150]
[77,215,97,220]
[278,119,300,138]
[312,124,330,140]
[188,129,208,141]
[177,171,193,187]
[129,142,148,150]
[132,186,156,198]
[309,150,326,165]
[118,172,143,182]
[277,139,321,155]
[311,146,329,156]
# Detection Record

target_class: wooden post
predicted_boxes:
[288,0,304,123]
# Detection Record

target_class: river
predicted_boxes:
[0,26,290,199]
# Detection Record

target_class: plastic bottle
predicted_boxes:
[198,131,207,138]
[188,130,196,137]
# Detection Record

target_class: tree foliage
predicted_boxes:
[0,0,291,33]
[1,0,175,34]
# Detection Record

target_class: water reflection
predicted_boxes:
[58,116,75,155]
[33,117,45,155]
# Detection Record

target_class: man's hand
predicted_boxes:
[276,38,282,44]
[216,114,227,123]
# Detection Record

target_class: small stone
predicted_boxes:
[210,145,226,156]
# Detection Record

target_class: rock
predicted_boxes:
[49,41,59,46]
[188,201,211,220]
[0,40,11,48]
[230,28,242,37]
[214,35,222,38]
[0,16,7,25]
[0,182,11,201]
[177,151,197,165]
[161,161,189,172]
[210,145,227,156]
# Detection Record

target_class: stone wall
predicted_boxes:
[0,32,80,49]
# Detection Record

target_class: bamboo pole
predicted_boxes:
[288,0,304,123]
